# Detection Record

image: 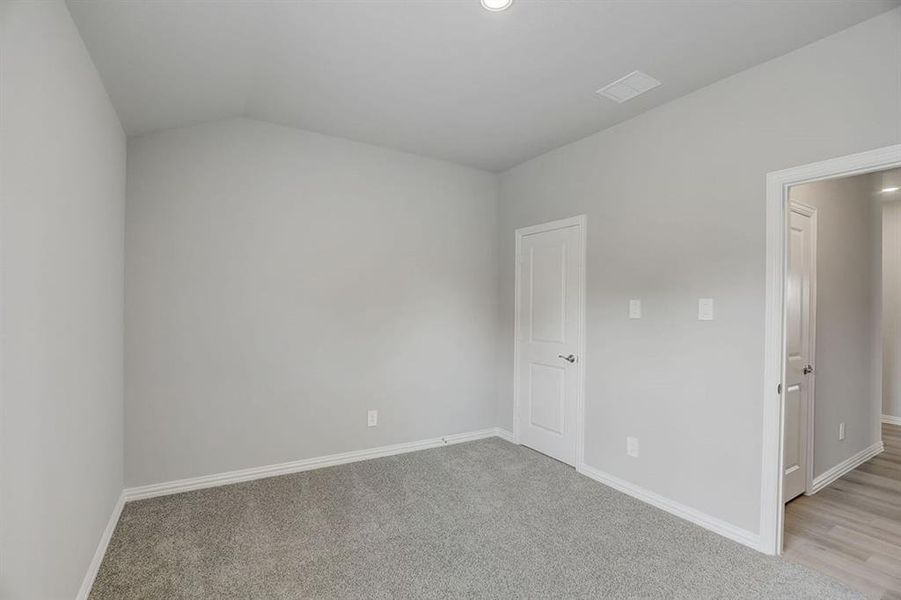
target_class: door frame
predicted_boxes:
[787,200,818,499]
[761,143,901,555]
[513,215,587,471]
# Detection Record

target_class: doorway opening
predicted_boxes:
[762,144,901,595]
[781,167,901,596]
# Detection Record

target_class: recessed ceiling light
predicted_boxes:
[882,187,900,193]
[481,0,513,11]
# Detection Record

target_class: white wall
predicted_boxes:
[789,175,882,477]
[885,193,901,419]
[497,8,901,535]
[0,2,126,598]
[125,118,498,487]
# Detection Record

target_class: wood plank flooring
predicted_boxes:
[784,423,901,599]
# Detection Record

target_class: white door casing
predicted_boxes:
[783,203,817,503]
[762,144,901,556]
[514,216,585,466]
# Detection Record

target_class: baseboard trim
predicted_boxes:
[124,427,509,502]
[494,427,515,443]
[76,491,125,600]
[882,414,901,426]
[809,440,884,495]
[579,464,761,551]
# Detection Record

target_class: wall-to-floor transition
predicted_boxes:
[783,422,901,599]
[496,7,901,537]
[0,2,126,599]
[124,118,499,487]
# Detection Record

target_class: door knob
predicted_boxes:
[803,364,814,375]
[558,354,577,363]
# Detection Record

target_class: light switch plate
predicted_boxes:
[698,298,714,321]
[367,410,378,427]
[629,299,642,319]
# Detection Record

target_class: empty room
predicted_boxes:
[1,1,900,599]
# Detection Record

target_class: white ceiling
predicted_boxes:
[68,0,899,172]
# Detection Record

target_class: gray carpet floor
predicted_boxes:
[90,438,862,599]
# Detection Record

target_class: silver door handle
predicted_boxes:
[558,354,577,363]
[803,364,814,375]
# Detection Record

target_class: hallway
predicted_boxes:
[785,424,901,599]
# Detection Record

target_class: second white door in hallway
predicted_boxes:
[784,203,817,502]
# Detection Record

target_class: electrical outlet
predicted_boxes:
[629,299,642,319]
[626,436,640,458]
[698,298,714,321]
[368,410,378,427]
[839,422,845,441]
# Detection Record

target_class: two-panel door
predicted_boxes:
[784,204,817,502]
[516,222,583,466]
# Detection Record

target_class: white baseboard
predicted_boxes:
[83,429,756,595]
[579,464,761,551]
[809,440,884,495]
[124,427,509,502]
[494,427,515,443]
[76,491,125,600]
[882,414,901,426]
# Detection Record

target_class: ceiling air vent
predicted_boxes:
[595,71,661,103]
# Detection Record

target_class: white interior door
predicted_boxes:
[515,219,583,466]
[784,203,817,503]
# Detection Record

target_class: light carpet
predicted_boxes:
[90,438,861,599]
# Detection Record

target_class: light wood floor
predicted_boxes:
[784,423,901,599]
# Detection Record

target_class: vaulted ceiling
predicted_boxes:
[68,0,899,171]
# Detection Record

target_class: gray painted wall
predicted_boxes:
[0,2,126,598]
[125,118,499,487]
[885,194,901,419]
[789,175,883,478]
[496,8,901,534]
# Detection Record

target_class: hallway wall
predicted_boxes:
[789,175,883,478]
[884,191,901,420]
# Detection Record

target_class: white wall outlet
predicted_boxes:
[698,298,714,321]
[367,410,378,427]
[626,436,640,458]
[839,422,845,441]
[629,299,642,319]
